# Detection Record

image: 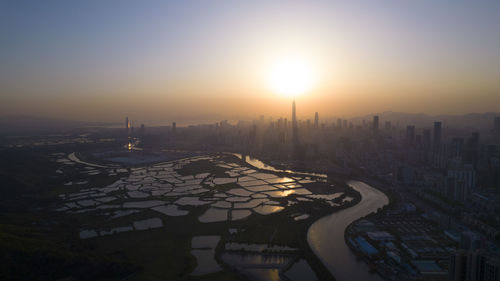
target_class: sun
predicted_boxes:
[268,57,316,98]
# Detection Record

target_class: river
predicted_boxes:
[235,154,389,281]
[232,153,327,178]
[307,180,389,281]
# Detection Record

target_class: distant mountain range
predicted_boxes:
[350,111,499,131]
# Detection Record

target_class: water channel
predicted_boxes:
[236,154,389,281]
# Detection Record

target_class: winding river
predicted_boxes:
[70,151,388,280]
[232,153,327,178]
[307,181,389,281]
[236,154,389,281]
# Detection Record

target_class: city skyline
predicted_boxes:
[2,1,500,281]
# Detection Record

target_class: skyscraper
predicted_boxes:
[314,112,319,129]
[373,115,379,135]
[494,116,500,136]
[423,129,431,150]
[406,125,415,145]
[292,100,299,159]
[125,116,130,135]
[292,100,298,146]
[385,121,391,131]
[434,121,442,147]
[172,122,176,133]
[449,250,500,281]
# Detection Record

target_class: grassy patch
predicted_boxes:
[176,160,227,178]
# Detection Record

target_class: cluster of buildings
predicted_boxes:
[347,204,455,280]
[124,116,145,135]
[123,101,500,280]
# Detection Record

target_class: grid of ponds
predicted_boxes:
[51,152,342,279]
[53,153,347,240]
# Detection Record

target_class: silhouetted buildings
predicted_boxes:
[446,162,476,202]
[465,132,480,168]
[434,121,442,148]
[314,112,319,129]
[406,125,415,145]
[494,116,500,136]
[292,100,299,158]
[450,250,500,281]
[373,115,379,135]
[125,116,131,135]
[423,129,431,150]
[385,121,391,131]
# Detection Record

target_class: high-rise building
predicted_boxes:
[373,115,379,135]
[494,116,500,136]
[433,121,442,147]
[446,163,476,202]
[460,231,482,251]
[337,118,342,129]
[449,250,500,281]
[314,112,319,129]
[406,125,415,145]
[172,122,176,133]
[385,121,391,131]
[465,132,480,168]
[415,134,422,145]
[125,116,131,135]
[423,129,431,150]
[451,137,465,158]
[292,100,298,146]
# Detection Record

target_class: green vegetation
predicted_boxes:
[0,148,140,280]
[0,225,137,281]
[177,159,227,177]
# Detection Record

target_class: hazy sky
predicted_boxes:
[1,0,500,123]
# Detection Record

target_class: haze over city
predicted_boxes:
[2,0,500,123]
[1,2,500,281]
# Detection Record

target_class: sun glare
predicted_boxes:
[268,57,316,98]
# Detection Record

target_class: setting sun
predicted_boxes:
[268,57,317,97]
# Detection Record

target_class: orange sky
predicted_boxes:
[1,1,500,123]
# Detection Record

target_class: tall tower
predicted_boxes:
[292,100,299,152]
[292,100,298,140]
[314,112,319,129]
[125,116,130,135]
[373,115,379,135]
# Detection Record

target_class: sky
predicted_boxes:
[1,0,500,123]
